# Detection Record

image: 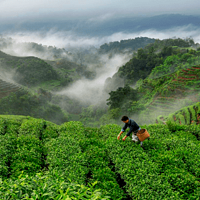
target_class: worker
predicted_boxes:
[117,115,143,147]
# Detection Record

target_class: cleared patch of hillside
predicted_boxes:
[0,79,25,99]
[136,65,200,124]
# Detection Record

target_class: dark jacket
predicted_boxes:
[121,118,140,136]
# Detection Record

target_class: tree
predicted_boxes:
[107,85,138,109]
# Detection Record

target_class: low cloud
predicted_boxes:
[2,24,200,53]
[88,13,115,22]
[55,53,132,105]
[0,64,19,86]
[1,25,200,107]
[0,0,200,22]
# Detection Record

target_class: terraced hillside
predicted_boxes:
[0,79,25,99]
[138,65,200,124]
[156,102,200,126]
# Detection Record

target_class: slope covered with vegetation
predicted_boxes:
[0,50,92,90]
[0,115,199,199]
[156,102,200,127]
[105,38,197,90]
[0,51,59,87]
[100,39,200,126]
[0,37,160,124]
[99,37,155,54]
[0,90,68,124]
[0,37,200,127]
[0,78,24,99]
[133,65,200,124]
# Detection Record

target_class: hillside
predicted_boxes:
[0,115,199,199]
[98,37,156,54]
[105,38,197,91]
[0,50,93,90]
[0,88,68,124]
[0,37,159,124]
[156,102,200,126]
[104,64,200,126]
[134,65,200,124]
[46,58,95,85]
[0,37,200,127]
[0,78,25,99]
[0,51,60,87]
[102,39,200,126]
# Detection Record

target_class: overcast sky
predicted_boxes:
[1,0,200,49]
[0,0,200,23]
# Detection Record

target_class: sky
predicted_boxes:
[0,0,200,49]
[0,0,200,23]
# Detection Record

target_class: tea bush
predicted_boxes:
[0,115,199,199]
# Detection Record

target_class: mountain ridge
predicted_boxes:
[1,14,200,37]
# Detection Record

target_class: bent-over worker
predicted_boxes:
[117,115,143,147]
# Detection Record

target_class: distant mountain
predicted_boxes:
[104,37,196,92]
[79,14,200,37]
[0,37,71,60]
[0,50,94,89]
[99,37,156,54]
[0,51,60,87]
[1,14,200,37]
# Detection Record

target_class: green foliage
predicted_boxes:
[108,108,121,119]
[1,56,59,87]
[45,136,88,184]
[0,91,68,124]
[79,105,107,127]
[10,135,43,177]
[128,101,145,113]
[0,115,200,199]
[107,38,194,88]
[149,54,181,78]
[166,121,185,132]
[46,58,94,88]
[107,84,139,110]
[149,51,199,78]
[100,124,200,199]
[105,39,200,126]
[99,37,155,54]
[117,49,162,85]
[166,102,200,127]
[0,172,109,200]
[0,134,16,179]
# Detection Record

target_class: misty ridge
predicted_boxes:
[56,53,132,105]
[0,34,153,106]
[0,35,135,117]
[0,17,200,126]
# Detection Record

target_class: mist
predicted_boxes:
[1,24,200,116]
[55,53,132,105]
[0,67,16,84]
[1,24,200,53]
[1,25,199,106]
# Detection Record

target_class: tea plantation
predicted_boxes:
[0,115,200,199]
